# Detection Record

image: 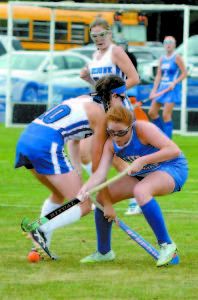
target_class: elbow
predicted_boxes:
[174,147,181,158]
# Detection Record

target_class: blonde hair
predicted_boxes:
[106,105,133,127]
[89,18,111,32]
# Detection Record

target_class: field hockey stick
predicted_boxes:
[89,195,179,264]
[133,87,170,108]
[21,167,130,232]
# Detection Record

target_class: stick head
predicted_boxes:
[21,217,31,232]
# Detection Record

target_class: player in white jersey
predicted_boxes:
[16,75,126,260]
[69,17,141,214]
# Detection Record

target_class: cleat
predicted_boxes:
[29,229,53,260]
[157,242,177,267]
[125,203,142,215]
[22,232,28,236]
[80,250,115,263]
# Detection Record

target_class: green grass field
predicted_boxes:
[0,123,197,300]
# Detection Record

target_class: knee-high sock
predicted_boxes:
[40,203,82,238]
[152,116,164,131]
[140,198,172,245]
[40,199,62,248]
[95,208,113,254]
[163,120,173,139]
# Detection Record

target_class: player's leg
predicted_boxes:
[162,102,175,139]
[133,171,177,266]
[112,156,141,215]
[80,136,93,176]
[148,100,164,130]
[28,169,90,259]
[81,175,138,263]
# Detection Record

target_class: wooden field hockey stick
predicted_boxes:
[133,87,171,108]
[21,168,130,232]
[89,195,179,265]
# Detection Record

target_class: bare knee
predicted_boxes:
[148,109,158,120]
[133,185,152,205]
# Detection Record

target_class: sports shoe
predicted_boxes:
[125,203,142,215]
[80,250,115,263]
[156,242,177,267]
[29,229,53,260]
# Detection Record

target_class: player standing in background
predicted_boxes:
[79,105,188,266]
[115,37,149,215]
[69,17,141,214]
[148,36,187,139]
[16,75,127,260]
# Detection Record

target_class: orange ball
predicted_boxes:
[28,251,40,263]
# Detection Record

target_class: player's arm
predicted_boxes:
[150,57,162,96]
[128,121,181,174]
[113,46,140,89]
[79,138,114,193]
[67,140,82,181]
[174,55,188,84]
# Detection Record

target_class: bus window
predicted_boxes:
[33,20,68,42]
[55,22,68,41]
[71,23,85,43]
[0,19,29,37]
[13,20,29,37]
[33,21,50,40]
[0,19,7,35]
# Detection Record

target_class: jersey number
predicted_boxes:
[39,104,71,124]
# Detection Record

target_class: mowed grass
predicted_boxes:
[0,123,197,300]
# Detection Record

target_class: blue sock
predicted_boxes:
[152,116,164,131]
[140,198,172,245]
[95,208,113,254]
[164,120,173,139]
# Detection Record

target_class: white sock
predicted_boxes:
[40,199,62,248]
[129,198,138,205]
[40,205,82,234]
[81,162,92,176]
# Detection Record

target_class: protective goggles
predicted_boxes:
[107,125,132,137]
[164,40,175,45]
[90,30,110,41]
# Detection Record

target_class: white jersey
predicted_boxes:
[90,44,126,82]
[33,96,94,143]
[89,44,132,112]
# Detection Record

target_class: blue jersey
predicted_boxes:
[113,122,188,191]
[156,54,181,104]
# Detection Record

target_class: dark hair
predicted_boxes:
[95,75,126,112]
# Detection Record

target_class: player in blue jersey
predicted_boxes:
[79,105,188,266]
[73,17,141,214]
[16,75,126,260]
[148,36,187,139]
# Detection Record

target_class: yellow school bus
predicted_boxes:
[0,3,148,50]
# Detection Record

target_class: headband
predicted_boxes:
[111,85,126,94]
